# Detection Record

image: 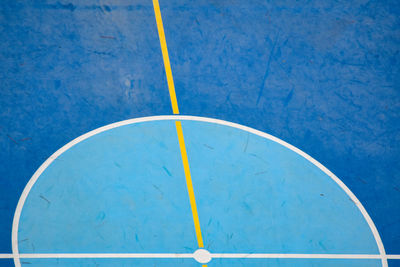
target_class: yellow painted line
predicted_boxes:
[152,0,180,114]
[152,1,207,263]
[175,121,205,249]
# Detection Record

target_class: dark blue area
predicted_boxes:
[0,1,170,252]
[0,259,13,267]
[159,0,400,254]
[389,260,400,267]
[0,0,399,259]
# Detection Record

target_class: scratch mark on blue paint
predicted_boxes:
[96,231,105,241]
[257,31,280,105]
[96,211,105,221]
[249,153,268,165]
[39,195,51,205]
[162,166,172,177]
[358,178,368,184]
[59,3,76,12]
[37,4,145,11]
[7,134,18,144]
[43,2,76,11]
[152,184,164,197]
[334,91,363,111]
[319,241,327,251]
[224,91,232,105]
[87,49,115,57]
[203,144,214,150]
[103,5,111,12]
[226,233,234,242]
[100,35,116,40]
[242,201,253,214]
[243,133,250,152]
[283,87,294,106]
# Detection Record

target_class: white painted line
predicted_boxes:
[1,253,400,260]
[18,253,193,259]
[211,253,383,259]
[0,254,13,258]
[11,115,388,267]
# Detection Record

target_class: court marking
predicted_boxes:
[1,253,400,259]
[175,121,205,248]
[153,0,179,114]
[150,1,386,265]
[11,115,389,266]
[152,0,206,264]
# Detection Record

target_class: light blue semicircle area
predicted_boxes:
[18,118,380,265]
[18,120,198,253]
[180,120,379,255]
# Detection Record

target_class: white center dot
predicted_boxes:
[193,248,212,264]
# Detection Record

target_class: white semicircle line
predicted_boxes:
[11,115,388,267]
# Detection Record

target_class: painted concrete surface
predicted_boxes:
[18,121,196,254]
[182,120,378,254]
[159,0,400,255]
[15,118,379,265]
[0,0,399,266]
[0,0,171,254]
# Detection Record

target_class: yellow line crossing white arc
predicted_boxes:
[152,1,206,266]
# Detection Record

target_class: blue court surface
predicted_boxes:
[1,1,399,267]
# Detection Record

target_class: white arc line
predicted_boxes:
[1,253,400,259]
[12,115,388,267]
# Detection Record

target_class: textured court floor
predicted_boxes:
[0,1,399,266]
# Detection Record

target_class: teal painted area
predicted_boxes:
[18,121,197,253]
[18,119,379,265]
[181,120,378,254]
